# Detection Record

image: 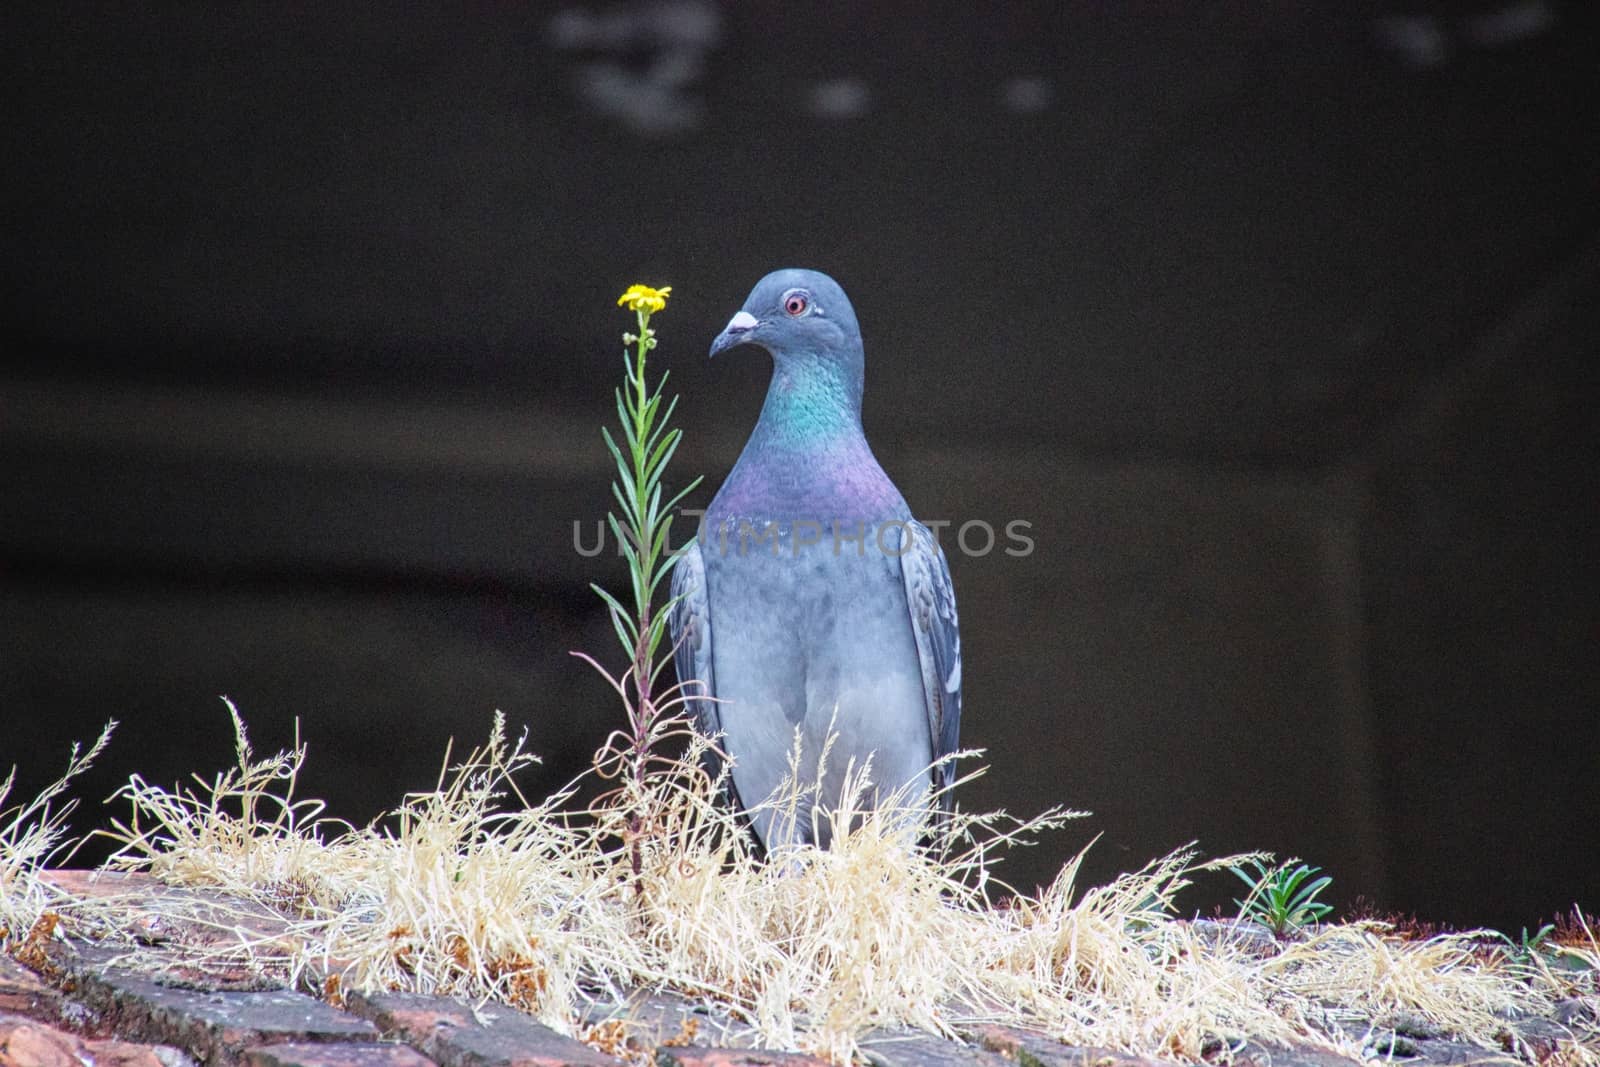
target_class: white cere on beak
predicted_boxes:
[726,310,759,331]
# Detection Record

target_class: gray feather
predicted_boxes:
[895,520,963,805]
[669,540,745,811]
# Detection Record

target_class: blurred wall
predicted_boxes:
[3,3,1596,927]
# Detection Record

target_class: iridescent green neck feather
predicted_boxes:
[750,354,864,451]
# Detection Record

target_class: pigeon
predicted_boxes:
[669,268,962,851]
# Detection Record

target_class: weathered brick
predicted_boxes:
[0,1019,85,1067]
[61,950,377,1065]
[653,1046,832,1067]
[971,1027,1169,1067]
[346,990,619,1067]
[579,992,755,1050]
[1554,996,1600,1027]
[243,1040,438,1066]
[859,1031,1013,1067]
[0,955,60,1018]
[968,1025,1036,1058]
[1233,1037,1518,1067]
[1228,1044,1364,1067]
[0,1012,187,1067]
[41,871,295,964]
[1181,919,1280,958]
[1363,1041,1503,1067]
[40,870,349,988]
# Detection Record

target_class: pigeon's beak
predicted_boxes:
[709,310,760,358]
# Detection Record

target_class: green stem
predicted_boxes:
[626,309,658,892]
[628,311,657,801]
[632,309,652,616]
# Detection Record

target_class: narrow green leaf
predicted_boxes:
[599,427,632,482]
[661,476,704,515]
[649,563,678,598]
[645,481,664,528]
[650,518,675,560]
[608,515,641,571]
[646,428,681,481]
[629,556,647,616]
[1293,876,1332,904]
[614,537,640,576]
[604,439,637,495]
[610,484,641,528]
[646,613,672,659]
[643,395,680,449]
[615,392,637,441]
[590,583,639,639]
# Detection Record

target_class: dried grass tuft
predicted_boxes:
[4,707,1596,1066]
[0,721,115,946]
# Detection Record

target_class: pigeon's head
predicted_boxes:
[708,268,863,365]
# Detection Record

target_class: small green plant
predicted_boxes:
[1490,922,1557,969]
[1229,857,1333,937]
[572,283,703,884]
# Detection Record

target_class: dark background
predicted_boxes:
[3,3,1596,929]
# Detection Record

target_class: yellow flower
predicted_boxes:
[617,284,671,315]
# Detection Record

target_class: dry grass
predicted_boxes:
[0,721,115,946]
[2,706,1596,1066]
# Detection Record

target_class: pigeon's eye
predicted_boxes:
[783,290,809,316]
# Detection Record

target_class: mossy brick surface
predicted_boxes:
[60,950,377,1065]
[242,1040,439,1067]
[653,1046,833,1067]
[578,991,757,1050]
[857,1031,1016,1067]
[346,990,620,1067]
[973,1026,1175,1067]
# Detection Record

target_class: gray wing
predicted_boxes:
[898,520,963,807]
[668,541,739,803]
